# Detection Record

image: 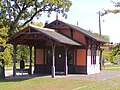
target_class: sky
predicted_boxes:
[34,0,120,43]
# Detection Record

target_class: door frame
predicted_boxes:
[55,46,65,73]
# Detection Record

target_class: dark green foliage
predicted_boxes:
[103,9,120,15]
[93,32,110,42]
[102,43,120,63]
[112,43,120,56]
[0,21,12,66]
[87,30,110,42]
[16,45,30,62]
[0,0,72,35]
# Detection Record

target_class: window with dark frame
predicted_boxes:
[70,29,73,38]
[67,48,74,65]
[46,47,52,65]
[46,47,74,65]
[91,44,97,65]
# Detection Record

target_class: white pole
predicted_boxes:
[52,44,55,78]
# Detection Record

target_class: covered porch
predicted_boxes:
[7,25,81,78]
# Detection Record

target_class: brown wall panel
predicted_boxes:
[60,29,71,37]
[36,49,43,64]
[76,49,86,66]
[73,31,86,44]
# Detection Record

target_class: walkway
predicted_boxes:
[65,70,120,81]
[5,70,120,80]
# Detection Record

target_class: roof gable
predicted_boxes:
[8,25,81,46]
[45,20,107,43]
[44,20,70,29]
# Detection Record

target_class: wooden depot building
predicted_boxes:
[7,20,107,77]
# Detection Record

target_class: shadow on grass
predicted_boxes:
[0,74,50,83]
[0,78,29,82]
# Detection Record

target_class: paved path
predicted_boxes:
[5,70,28,76]
[65,70,120,81]
[5,70,120,80]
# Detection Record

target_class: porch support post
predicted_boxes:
[13,45,17,77]
[29,46,32,75]
[33,47,36,74]
[100,48,103,70]
[52,44,55,78]
[65,46,68,76]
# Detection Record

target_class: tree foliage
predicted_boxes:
[30,21,43,27]
[2,46,12,65]
[0,0,72,35]
[103,9,120,15]
[0,21,13,66]
[93,32,110,42]
[87,30,110,42]
[111,43,120,56]
[102,43,120,63]
[16,45,30,63]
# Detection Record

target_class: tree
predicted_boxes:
[0,20,13,66]
[2,46,12,65]
[30,21,43,27]
[103,1,120,15]
[0,0,72,35]
[111,43,120,56]
[93,32,110,42]
[16,45,30,63]
[87,30,110,42]
[102,43,120,63]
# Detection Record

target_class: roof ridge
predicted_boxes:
[29,24,55,32]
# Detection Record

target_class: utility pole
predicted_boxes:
[98,10,107,70]
[98,11,102,70]
[98,11,102,37]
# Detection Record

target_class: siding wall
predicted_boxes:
[76,49,86,66]
[73,31,86,44]
[60,29,71,37]
[36,49,44,64]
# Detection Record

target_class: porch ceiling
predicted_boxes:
[7,25,81,46]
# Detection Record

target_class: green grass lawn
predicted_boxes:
[0,76,120,90]
[0,77,93,90]
[78,76,120,90]
[104,65,120,71]
[2,64,120,90]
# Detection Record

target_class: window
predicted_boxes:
[62,25,64,27]
[91,44,97,64]
[46,47,52,65]
[70,29,73,38]
[58,23,60,25]
[67,48,74,65]
[54,23,56,25]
